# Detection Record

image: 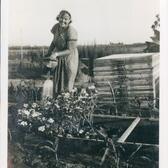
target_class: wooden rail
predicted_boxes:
[117,117,141,143]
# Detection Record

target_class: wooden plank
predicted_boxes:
[97,96,153,101]
[95,80,153,87]
[93,115,159,128]
[97,85,153,91]
[96,102,151,108]
[94,66,152,73]
[97,98,153,103]
[96,101,147,105]
[94,73,152,79]
[96,53,154,60]
[96,96,153,102]
[94,62,152,69]
[93,64,153,72]
[95,59,152,67]
[95,54,152,62]
[96,100,153,105]
[120,141,159,147]
[93,114,159,121]
[117,117,141,143]
[94,56,154,64]
[94,70,152,77]
[97,87,153,92]
[94,74,152,81]
[96,102,150,107]
[97,91,153,97]
[94,64,152,71]
[96,98,152,104]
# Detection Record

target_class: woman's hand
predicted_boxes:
[50,53,58,60]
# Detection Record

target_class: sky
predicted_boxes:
[8,0,159,46]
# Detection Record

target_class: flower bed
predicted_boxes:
[17,86,98,138]
[9,86,110,167]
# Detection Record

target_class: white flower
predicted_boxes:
[47,118,54,124]
[64,92,70,98]
[67,115,72,119]
[81,88,87,94]
[76,107,82,110]
[38,126,45,132]
[49,131,53,134]
[46,101,51,106]
[18,109,22,114]
[54,104,60,109]
[22,110,30,116]
[32,111,42,117]
[23,104,29,108]
[32,103,38,108]
[79,129,84,134]
[20,121,28,126]
[42,117,46,121]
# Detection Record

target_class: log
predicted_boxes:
[97,91,153,96]
[96,101,151,108]
[94,65,152,72]
[93,115,159,128]
[119,141,159,147]
[95,80,153,87]
[96,53,154,59]
[97,85,153,91]
[95,54,152,62]
[95,60,152,68]
[94,69,152,76]
[94,75,152,82]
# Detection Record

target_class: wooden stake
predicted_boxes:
[117,117,141,143]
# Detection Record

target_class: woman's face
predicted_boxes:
[58,13,71,28]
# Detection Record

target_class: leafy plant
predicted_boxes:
[11,86,98,167]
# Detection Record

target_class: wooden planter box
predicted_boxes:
[57,136,106,166]
[57,116,159,166]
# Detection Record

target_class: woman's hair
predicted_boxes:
[56,10,72,23]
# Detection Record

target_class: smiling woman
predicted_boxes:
[44,10,79,97]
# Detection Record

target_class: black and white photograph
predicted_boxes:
[4,0,162,167]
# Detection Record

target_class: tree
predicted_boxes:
[151,14,160,45]
[144,14,160,53]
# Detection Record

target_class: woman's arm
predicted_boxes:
[46,41,55,56]
[50,40,77,59]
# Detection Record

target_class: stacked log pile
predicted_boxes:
[94,53,159,116]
